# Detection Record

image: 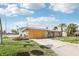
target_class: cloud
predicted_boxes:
[0,4,34,16]
[20,3,46,10]
[0,3,46,16]
[14,20,46,29]
[17,8,34,16]
[5,4,19,16]
[27,16,58,22]
[15,21,27,26]
[49,3,79,14]
[13,16,58,29]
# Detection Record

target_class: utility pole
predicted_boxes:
[16,25,19,34]
[0,18,3,44]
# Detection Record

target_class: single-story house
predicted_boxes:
[19,27,62,39]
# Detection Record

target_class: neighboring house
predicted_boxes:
[19,27,62,39]
[74,31,79,36]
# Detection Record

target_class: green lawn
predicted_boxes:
[61,37,79,43]
[0,36,57,56]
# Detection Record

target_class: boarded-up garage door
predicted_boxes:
[28,29,47,39]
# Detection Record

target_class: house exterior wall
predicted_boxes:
[62,32,67,37]
[47,31,54,38]
[22,29,62,39]
[54,31,61,37]
[48,31,61,38]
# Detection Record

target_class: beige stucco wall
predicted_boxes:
[62,32,67,37]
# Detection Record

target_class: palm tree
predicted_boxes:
[66,23,78,36]
[0,18,3,44]
[53,26,58,30]
[58,23,66,36]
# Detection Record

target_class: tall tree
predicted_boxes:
[58,23,66,36]
[0,18,3,44]
[66,23,78,36]
[53,26,58,30]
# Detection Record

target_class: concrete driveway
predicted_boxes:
[32,39,79,56]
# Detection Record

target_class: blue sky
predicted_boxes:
[0,3,79,32]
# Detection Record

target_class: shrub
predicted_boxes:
[40,45,50,49]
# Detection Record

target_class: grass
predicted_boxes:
[0,36,57,56]
[61,37,79,43]
[2,35,35,45]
